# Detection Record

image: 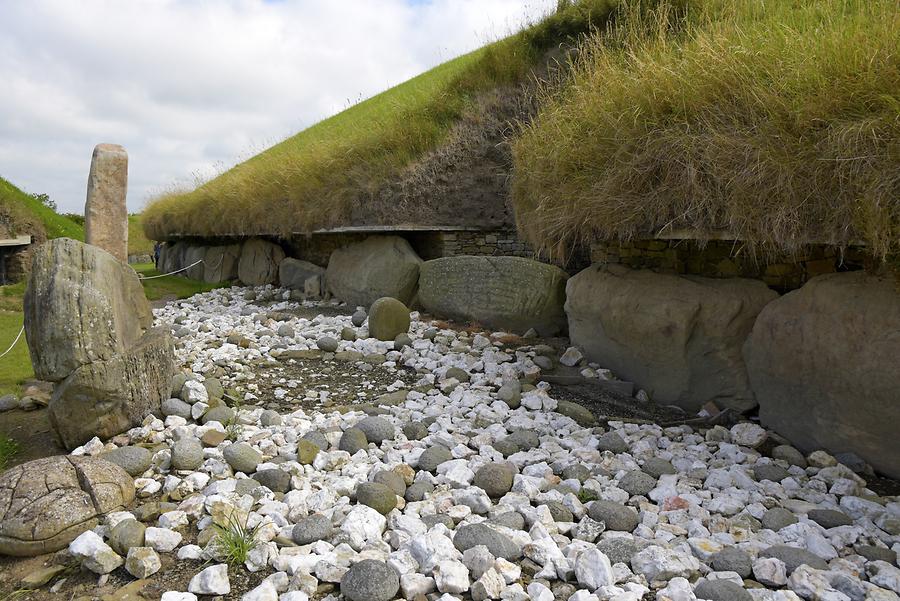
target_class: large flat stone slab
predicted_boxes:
[566,265,776,412]
[418,256,568,335]
[745,272,900,478]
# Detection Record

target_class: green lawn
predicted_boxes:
[0,266,226,396]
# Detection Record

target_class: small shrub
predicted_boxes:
[0,434,19,472]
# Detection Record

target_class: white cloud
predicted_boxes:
[0,0,555,214]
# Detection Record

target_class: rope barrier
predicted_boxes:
[0,325,25,359]
[137,259,204,280]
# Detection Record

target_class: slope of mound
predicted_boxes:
[0,177,84,242]
[142,0,620,241]
[512,0,900,260]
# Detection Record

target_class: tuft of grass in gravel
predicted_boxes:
[211,514,260,566]
[0,434,19,472]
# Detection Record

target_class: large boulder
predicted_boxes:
[566,265,776,412]
[24,238,152,382]
[238,238,285,286]
[279,258,325,290]
[183,245,206,280]
[0,456,134,557]
[203,244,241,282]
[50,327,174,449]
[326,236,421,307]
[418,256,568,336]
[745,272,900,478]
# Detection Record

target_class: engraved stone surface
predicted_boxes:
[418,256,568,335]
[85,143,128,262]
[0,456,134,557]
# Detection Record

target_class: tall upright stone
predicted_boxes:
[85,144,128,262]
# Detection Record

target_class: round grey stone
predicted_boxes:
[423,327,438,340]
[445,367,470,383]
[292,513,333,545]
[170,373,188,398]
[201,405,235,425]
[161,398,192,420]
[555,400,596,427]
[252,469,291,493]
[340,559,400,601]
[759,545,829,574]
[497,384,521,409]
[694,580,752,601]
[109,519,146,556]
[277,324,295,338]
[341,327,357,341]
[373,471,406,496]
[405,481,434,502]
[223,442,262,474]
[490,511,526,531]
[587,500,639,532]
[618,470,657,497]
[597,538,639,566]
[808,509,852,529]
[753,463,791,483]
[100,446,153,477]
[316,337,339,352]
[473,464,515,498]
[772,445,807,468]
[423,514,454,530]
[171,438,204,471]
[596,432,629,454]
[339,428,368,454]
[356,416,395,445]
[356,482,397,515]
[761,507,798,531]
[297,440,320,465]
[533,355,553,370]
[561,464,591,482]
[453,523,521,560]
[641,457,677,478]
[351,310,367,327]
[418,445,453,473]
[402,421,428,441]
[260,410,282,427]
[203,378,224,400]
[544,501,573,523]
[302,430,329,451]
[710,547,752,578]
[854,545,897,565]
[506,430,539,452]
[394,334,412,350]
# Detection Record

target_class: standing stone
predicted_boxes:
[566,265,776,413]
[418,256,569,336]
[84,144,128,262]
[203,244,241,283]
[745,272,900,479]
[326,235,422,307]
[238,238,285,286]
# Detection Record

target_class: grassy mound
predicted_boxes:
[0,177,84,241]
[142,0,619,240]
[512,0,900,260]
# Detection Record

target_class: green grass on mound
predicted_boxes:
[512,0,900,261]
[128,214,154,256]
[0,177,84,241]
[142,0,619,240]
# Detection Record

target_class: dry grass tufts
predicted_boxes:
[511,0,900,261]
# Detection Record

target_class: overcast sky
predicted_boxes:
[0,0,555,214]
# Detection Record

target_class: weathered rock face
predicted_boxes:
[566,265,777,412]
[50,327,174,449]
[158,241,188,275]
[0,456,134,557]
[184,245,206,280]
[745,272,900,478]
[24,238,152,382]
[326,236,422,307]
[279,257,325,292]
[238,238,285,286]
[203,244,241,283]
[419,256,568,336]
[84,144,129,262]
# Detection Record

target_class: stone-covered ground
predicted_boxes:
[1,285,898,601]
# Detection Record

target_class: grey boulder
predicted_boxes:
[238,238,285,286]
[326,235,422,307]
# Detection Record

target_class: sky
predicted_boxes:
[0,0,556,214]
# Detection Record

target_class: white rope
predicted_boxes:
[137,259,204,280]
[0,325,25,359]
